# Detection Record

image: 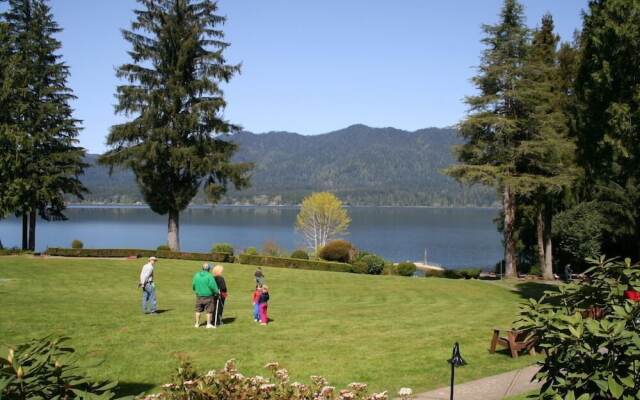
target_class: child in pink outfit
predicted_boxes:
[258,286,270,325]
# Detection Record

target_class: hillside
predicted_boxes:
[78,124,497,207]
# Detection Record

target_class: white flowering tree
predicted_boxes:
[295,192,351,253]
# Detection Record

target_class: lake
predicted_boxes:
[0,206,502,269]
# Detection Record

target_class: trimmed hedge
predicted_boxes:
[45,248,233,262]
[458,268,482,279]
[238,254,352,273]
[0,248,32,256]
[423,268,482,279]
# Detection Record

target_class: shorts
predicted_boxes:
[195,296,214,313]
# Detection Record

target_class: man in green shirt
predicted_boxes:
[192,263,219,329]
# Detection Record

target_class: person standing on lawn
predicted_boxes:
[254,267,265,285]
[252,284,262,322]
[139,256,158,314]
[192,263,219,329]
[213,265,228,326]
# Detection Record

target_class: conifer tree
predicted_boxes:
[0,20,13,225]
[100,0,252,251]
[446,0,530,278]
[515,14,578,279]
[0,0,87,251]
[574,0,640,261]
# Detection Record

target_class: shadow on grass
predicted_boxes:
[154,309,171,314]
[513,282,559,302]
[114,382,155,397]
[221,316,236,324]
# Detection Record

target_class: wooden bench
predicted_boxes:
[489,328,537,358]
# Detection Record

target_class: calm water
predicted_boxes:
[0,206,502,268]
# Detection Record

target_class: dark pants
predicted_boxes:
[214,295,225,325]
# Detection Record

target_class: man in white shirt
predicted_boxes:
[139,256,158,314]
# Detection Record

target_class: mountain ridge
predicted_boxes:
[78,124,496,207]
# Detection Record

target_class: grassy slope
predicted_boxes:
[0,256,538,396]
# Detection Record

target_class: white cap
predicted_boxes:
[149,256,158,261]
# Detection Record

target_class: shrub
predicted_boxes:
[517,257,640,399]
[528,263,542,276]
[154,358,404,400]
[212,242,234,256]
[351,260,369,274]
[238,254,351,273]
[157,244,170,251]
[382,263,397,275]
[319,240,354,263]
[290,249,309,260]
[359,254,385,275]
[262,240,283,257]
[396,262,417,277]
[457,268,481,279]
[71,239,84,249]
[552,201,605,272]
[354,250,372,261]
[45,248,233,262]
[443,269,462,279]
[0,336,119,399]
[243,247,258,255]
[424,268,445,278]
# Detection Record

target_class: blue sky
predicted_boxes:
[42,0,587,153]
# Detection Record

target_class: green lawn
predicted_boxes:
[0,256,540,396]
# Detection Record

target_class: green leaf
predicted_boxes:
[608,375,624,398]
[619,375,634,388]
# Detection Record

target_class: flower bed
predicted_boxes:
[144,359,412,400]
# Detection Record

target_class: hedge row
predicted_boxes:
[45,248,233,262]
[0,248,33,256]
[238,254,352,273]
[424,267,482,279]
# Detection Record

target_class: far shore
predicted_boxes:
[66,203,500,210]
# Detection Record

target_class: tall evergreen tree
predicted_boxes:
[0,0,87,251]
[100,0,252,251]
[574,0,640,261]
[446,0,530,278]
[515,14,578,279]
[0,19,13,228]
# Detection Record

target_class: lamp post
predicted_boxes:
[447,342,467,400]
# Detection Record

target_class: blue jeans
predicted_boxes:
[253,303,260,320]
[142,283,157,313]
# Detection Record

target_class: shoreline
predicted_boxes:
[65,203,500,211]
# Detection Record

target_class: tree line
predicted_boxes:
[2,0,639,264]
[447,0,640,278]
[0,0,251,251]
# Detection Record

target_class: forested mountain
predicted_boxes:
[78,125,497,207]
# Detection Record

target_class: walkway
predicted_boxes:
[412,365,541,400]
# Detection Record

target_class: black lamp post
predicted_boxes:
[447,342,467,400]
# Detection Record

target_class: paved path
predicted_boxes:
[412,365,541,400]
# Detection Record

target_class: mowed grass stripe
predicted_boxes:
[0,256,537,395]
